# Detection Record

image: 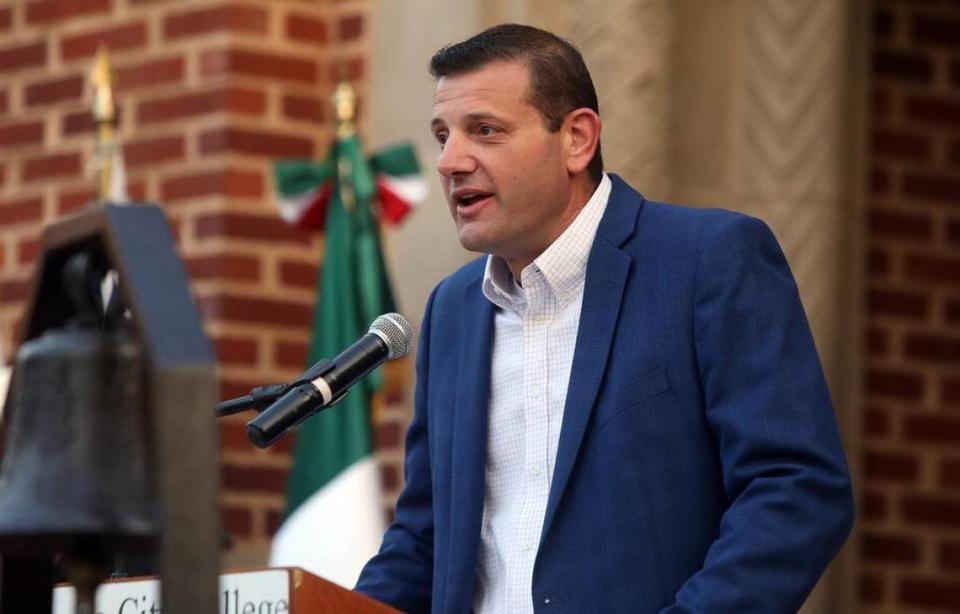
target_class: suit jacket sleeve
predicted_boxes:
[354,285,438,614]
[663,214,855,613]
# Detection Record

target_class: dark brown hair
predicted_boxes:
[430,24,603,184]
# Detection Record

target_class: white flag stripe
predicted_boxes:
[269,456,386,588]
[379,174,427,204]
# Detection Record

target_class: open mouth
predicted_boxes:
[453,190,494,210]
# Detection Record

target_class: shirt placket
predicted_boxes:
[506,270,553,612]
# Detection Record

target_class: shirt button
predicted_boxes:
[523,542,533,552]
[529,467,542,477]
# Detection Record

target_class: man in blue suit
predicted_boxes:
[356,24,854,613]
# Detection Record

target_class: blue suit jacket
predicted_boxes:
[356,175,854,613]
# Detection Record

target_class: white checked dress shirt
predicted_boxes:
[473,174,612,614]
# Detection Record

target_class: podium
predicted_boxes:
[51,567,400,614]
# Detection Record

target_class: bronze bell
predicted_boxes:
[0,324,156,555]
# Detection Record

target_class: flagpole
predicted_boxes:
[90,46,117,205]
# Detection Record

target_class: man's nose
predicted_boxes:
[436,134,475,177]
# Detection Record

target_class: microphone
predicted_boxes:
[245,313,413,448]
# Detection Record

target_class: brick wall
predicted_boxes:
[0,0,409,564]
[864,0,960,610]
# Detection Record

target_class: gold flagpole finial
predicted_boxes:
[89,46,117,203]
[90,46,116,124]
[332,80,357,139]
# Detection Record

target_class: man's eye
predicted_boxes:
[434,132,448,145]
[478,125,495,136]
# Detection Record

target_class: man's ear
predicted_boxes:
[563,108,601,175]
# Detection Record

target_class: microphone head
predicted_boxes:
[370,313,413,359]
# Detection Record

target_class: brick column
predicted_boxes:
[862,1,960,611]
[0,0,392,566]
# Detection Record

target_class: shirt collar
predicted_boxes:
[482,173,612,311]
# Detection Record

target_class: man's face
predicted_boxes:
[430,61,576,271]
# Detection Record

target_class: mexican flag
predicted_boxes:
[269,135,421,587]
[275,142,426,232]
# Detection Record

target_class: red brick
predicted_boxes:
[222,464,287,494]
[0,41,46,73]
[274,340,309,369]
[282,94,326,123]
[862,531,922,563]
[60,21,147,61]
[873,50,933,82]
[868,288,929,318]
[280,261,317,288]
[24,75,83,107]
[26,0,110,24]
[137,87,265,124]
[865,449,920,482]
[194,212,309,244]
[0,279,31,303]
[946,218,960,245]
[939,541,960,570]
[948,299,960,324]
[163,4,268,39]
[866,327,888,356]
[220,421,252,450]
[199,127,313,158]
[861,572,884,604]
[62,110,96,136]
[869,166,890,197]
[221,506,252,538]
[903,172,960,205]
[57,188,97,215]
[374,421,402,450]
[266,508,282,536]
[904,333,960,364]
[123,135,184,168]
[904,414,960,445]
[874,7,893,41]
[18,238,39,265]
[862,490,887,521]
[872,87,891,122]
[0,121,44,147]
[115,57,184,91]
[0,196,43,225]
[899,577,960,609]
[286,13,328,45]
[161,169,264,202]
[943,376,960,404]
[905,96,960,127]
[0,7,11,31]
[200,48,317,84]
[864,406,890,436]
[219,378,264,401]
[212,335,259,366]
[21,152,81,182]
[199,294,312,328]
[328,56,364,83]
[942,458,960,490]
[904,254,960,285]
[184,253,261,282]
[869,247,890,277]
[339,14,363,41]
[912,14,960,47]
[872,129,931,162]
[866,368,924,400]
[379,463,400,492]
[0,89,7,114]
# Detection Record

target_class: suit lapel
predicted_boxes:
[540,174,642,543]
[446,277,494,611]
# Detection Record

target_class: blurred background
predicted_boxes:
[0,0,957,611]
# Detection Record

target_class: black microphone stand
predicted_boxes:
[214,359,334,418]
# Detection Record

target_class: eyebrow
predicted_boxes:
[430,112,504,131]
